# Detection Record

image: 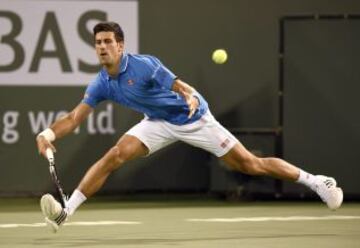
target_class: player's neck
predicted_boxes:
[106,66,119,78]
[105,58,120,78]
[105,56,122,78]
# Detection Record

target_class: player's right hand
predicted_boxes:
[36,135,56,158]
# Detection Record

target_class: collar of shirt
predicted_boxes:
[103,52,129,81]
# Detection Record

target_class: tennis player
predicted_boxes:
[36,22,343,233]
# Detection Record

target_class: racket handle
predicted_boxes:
[45,148,54,162]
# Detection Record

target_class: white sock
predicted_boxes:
[65,189,87,215]
[296,169,317,191]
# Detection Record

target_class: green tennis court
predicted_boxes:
[1,198,359,247]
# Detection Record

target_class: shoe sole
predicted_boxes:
[44,217,59,233]
[327,187,343,210]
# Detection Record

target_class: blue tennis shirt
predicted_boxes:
[82,53,208,125]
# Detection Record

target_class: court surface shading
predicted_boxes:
[0,198,359,248]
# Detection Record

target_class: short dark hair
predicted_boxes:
[93,22,124,42]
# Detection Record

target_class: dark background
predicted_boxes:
[1,0,360,199]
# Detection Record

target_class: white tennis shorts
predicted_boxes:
[126,110,238,157]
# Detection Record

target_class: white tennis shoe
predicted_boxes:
[40,194,67,233]
[314,175,343,210]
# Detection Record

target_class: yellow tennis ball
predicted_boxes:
[212,49,228,64]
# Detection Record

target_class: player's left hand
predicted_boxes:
[184,92,199,119]
[36,135,56,159]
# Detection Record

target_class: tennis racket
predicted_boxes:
[45,148,68,208]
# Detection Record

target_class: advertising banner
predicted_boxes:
[0,0,138,86]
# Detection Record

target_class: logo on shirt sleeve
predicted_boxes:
[127,79,134,85]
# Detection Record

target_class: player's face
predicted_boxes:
[95,31,123,67]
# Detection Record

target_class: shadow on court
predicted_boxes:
[31,233,338,247]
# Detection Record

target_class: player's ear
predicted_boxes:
[118,41,124,52]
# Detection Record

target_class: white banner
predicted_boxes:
[0,0,138,86]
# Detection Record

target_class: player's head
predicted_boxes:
[93,22,124,43]
[93,22,124,67]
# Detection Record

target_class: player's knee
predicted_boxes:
[103,146,131,170]
[246,157,266,175]
[234,155,265,176]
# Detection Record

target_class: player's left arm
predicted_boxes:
[172,79,200,118]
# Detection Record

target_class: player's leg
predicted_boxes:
[66,134,148,215]
[174,111,342,210]
[77,135,148,198]
[65,119,176,215]
[220,143,343,210]
[220,142,300,181]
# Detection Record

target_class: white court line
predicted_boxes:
[0,220,142,229]
[0,223,46,228]
[2,216,359,228]
[187,215,360,223]
[64,221,142,226]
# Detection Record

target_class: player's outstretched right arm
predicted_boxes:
[36,103,93,158]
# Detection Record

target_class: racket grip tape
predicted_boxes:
[45,148,54,162]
